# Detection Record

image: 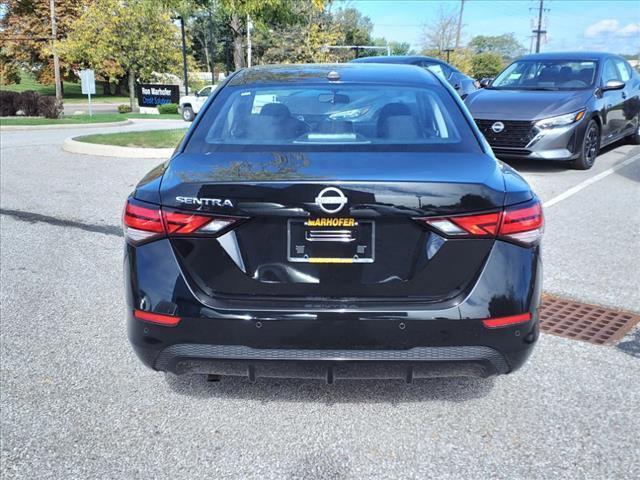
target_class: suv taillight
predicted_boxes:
[123,198,244,245]
[416,199,544,246]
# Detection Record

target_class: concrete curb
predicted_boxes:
[62,137,174,159]
[0,119,132,131]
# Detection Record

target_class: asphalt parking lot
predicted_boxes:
[1,122,639,479]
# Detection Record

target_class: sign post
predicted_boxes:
[79,69,96,117]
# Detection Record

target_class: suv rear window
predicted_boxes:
[185,84,481,153]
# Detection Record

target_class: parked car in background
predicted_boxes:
[350,55,479,98]
[178,85,216,121]
[123,64,543,382]
[466,52,640,169]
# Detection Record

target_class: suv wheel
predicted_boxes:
[182,106,195,122]
[571,119,599,170]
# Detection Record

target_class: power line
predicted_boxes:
[530,0,550,53]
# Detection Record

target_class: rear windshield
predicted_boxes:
[491,60,598,90]
[184,83,481,153]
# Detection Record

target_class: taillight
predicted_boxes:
[416,199,543,246]
[123,201,163,244]
[500,201,544,245]
[123,198,244,245]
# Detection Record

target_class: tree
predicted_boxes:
[471,52,504,80]
[255,1,340,64]
[60,0,185,109]
[0,50,21,86]
[421,6,458,55]
[1,0,85,86]
[469,33,526,60]
[389,42,412,56]
[215,0,301,70]
[332,7,373,46]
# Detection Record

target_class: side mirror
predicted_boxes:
[601,80,625,92]
[194,91,200,97]
[479,77,493,88]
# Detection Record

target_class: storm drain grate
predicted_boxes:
[540,294,640,345]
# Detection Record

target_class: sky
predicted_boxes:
[333,0,640,55]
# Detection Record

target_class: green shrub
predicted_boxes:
[117,104,132,114]
[37,96,61,119]
[471,52,505,80]
[16,90,40,116]
[0,91,19,116]
[157,103,178,114]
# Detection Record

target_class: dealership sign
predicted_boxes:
[136,84,180,107]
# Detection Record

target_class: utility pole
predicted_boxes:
[534,0,546,53]
[49,0,62,106]
[178,17,189,95]
[455,0,465,49]
[246,15,253,68]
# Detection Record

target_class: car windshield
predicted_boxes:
[185,84,481,153]
[491,60,598,90]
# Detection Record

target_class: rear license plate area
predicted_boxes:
[287,218,374,264]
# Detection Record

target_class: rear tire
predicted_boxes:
[182,106,195,122]
[628,115,640,145]
[571,119,599,170]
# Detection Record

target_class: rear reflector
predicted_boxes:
[482,313,531,329]
[417,199,543,245]
[122,198,244,245]
[134,309,181,326]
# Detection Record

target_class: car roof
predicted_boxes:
[227,63,442,87]
[516,52,614,61]
[351,55,446,65]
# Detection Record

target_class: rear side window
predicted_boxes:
[185,83,481,153]
[614,59,631,82]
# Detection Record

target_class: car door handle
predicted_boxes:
[622,92,627,99]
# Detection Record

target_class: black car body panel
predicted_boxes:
[124,64,543,381]
[351,55,478,98]
[465,52,640,162]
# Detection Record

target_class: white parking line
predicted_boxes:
[543,153,640,208]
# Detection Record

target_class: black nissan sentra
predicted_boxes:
[124,64,543,382]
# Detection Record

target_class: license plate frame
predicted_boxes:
[287,218,375,264]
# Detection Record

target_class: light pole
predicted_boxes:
[49,0,62,106]
[177,16,189,95]
[246,15,253,68]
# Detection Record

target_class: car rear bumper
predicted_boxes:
[125,238,542,379]
[129,311,540,379]
[132,339,536,381]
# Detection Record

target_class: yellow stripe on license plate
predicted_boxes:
[307,257,354,264]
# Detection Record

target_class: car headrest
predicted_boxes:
[377,103,412,137]
[260,103,291,117]
[379,115,419,140]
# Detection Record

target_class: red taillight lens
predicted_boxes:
[482,313,531,329]
[123,198,244,245]
[499,201,544,245]
[416,199,543,245]
[123,201,164,244]
[450,212,501,236]
[162,210,216,234]
[134,309,181,326]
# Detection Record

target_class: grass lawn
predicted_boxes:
[1,112,182,126]
[1,114,128,126]
[1,70,130,104]
[75,129,188,148]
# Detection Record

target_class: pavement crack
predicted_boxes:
[0,208,122,237]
